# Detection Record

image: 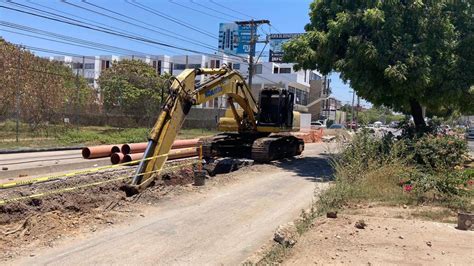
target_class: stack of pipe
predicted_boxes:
[82,139,200,166]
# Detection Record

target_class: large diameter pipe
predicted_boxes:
[82,144,121,159]
[121,139,199,154]
[123,147,199,166]
[110,152,125,165]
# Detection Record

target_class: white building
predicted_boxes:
[251,61,322,112]
[47,53,326,113]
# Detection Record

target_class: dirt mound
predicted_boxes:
[0,163,196,261]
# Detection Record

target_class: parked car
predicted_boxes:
[467,127,474,140]
[389,121,399,128]
[310,121,326,129]
[329,124,346,129]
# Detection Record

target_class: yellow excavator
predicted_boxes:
[124,66,304,195]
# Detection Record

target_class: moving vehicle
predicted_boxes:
[124,66,304,195]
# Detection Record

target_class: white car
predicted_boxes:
[311,121,326,129]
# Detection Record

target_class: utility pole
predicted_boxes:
[356,95,360,128]
[351,90,355,130]
[15,46,22,143]
[235,19,270,89]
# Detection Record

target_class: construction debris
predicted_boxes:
[274,222,298,247]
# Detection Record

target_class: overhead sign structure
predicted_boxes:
[269,33,304,63]
[218,23,256,56]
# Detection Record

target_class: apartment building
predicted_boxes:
[47,53,341,120]
[251,61,322,112]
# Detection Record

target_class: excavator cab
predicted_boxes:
[258,88,294,128]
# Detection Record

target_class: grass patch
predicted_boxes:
[411,209,457,223]
[0,120,217,149]
[317,132,473,215]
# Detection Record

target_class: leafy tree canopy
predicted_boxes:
[98,59,169,118]
[0,38,96,129]
[283,0,473,129]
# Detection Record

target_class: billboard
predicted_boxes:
[269,33,304,62]
[218,23,255,56]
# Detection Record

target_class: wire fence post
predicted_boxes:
[15,45,22,142]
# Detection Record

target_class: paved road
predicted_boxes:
[13,144,332,265]
[0,150,110,179]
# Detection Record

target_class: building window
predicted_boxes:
[72,62,83,69]
[101,60,110,70]
[169,63,173,75]
[173,64,186,70]
[273,67,279,74]
[254,64,263,74]
[279,67,291,74]
[84,63,94,69]
[188,64,201,69]
[210,60,220,68]
[152,60,162,75]
[233,63,240,70]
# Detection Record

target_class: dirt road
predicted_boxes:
[11,143,333,265]
[0,149,110,179]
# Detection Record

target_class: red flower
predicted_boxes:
[468,180,474,186]
[403,184,413,192]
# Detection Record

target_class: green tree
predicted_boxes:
[283,0,474,130]
[98,59,169,119]
[0,38,96,130]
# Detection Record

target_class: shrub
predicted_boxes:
[409,135,468,170]
[319,130,472,213]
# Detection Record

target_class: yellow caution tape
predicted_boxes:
[0,153,173,189]
[0,161,198,205]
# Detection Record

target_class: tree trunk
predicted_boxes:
[409,99,425,130]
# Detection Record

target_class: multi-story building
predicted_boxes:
[47,53,340,121]
[250,61,322,112]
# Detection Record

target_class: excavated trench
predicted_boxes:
[0,161,196,260]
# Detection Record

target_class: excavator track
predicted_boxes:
[251,135,304,163]
[199,133,304,163]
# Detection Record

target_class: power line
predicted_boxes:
[5,0,180,56]
[190,0,243,21]
[209,0,255,20]
[126,0,217,40]
[168,0,231,21]
[0,4,247,61]
[25,0,180,56]
[5,0,249,62]
[0,21,151,57]
[60,0,217,52]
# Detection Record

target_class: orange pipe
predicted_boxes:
[121,138,199,154]
[122,147,199,166]
[110,152,125,165]
[82,144,121,159]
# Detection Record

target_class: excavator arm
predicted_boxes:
[124,67,259,195]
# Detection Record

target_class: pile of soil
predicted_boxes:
[0,162,197,261]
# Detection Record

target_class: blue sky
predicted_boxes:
[0,0,363,105]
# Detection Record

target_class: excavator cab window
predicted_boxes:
[258,88,294,128]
